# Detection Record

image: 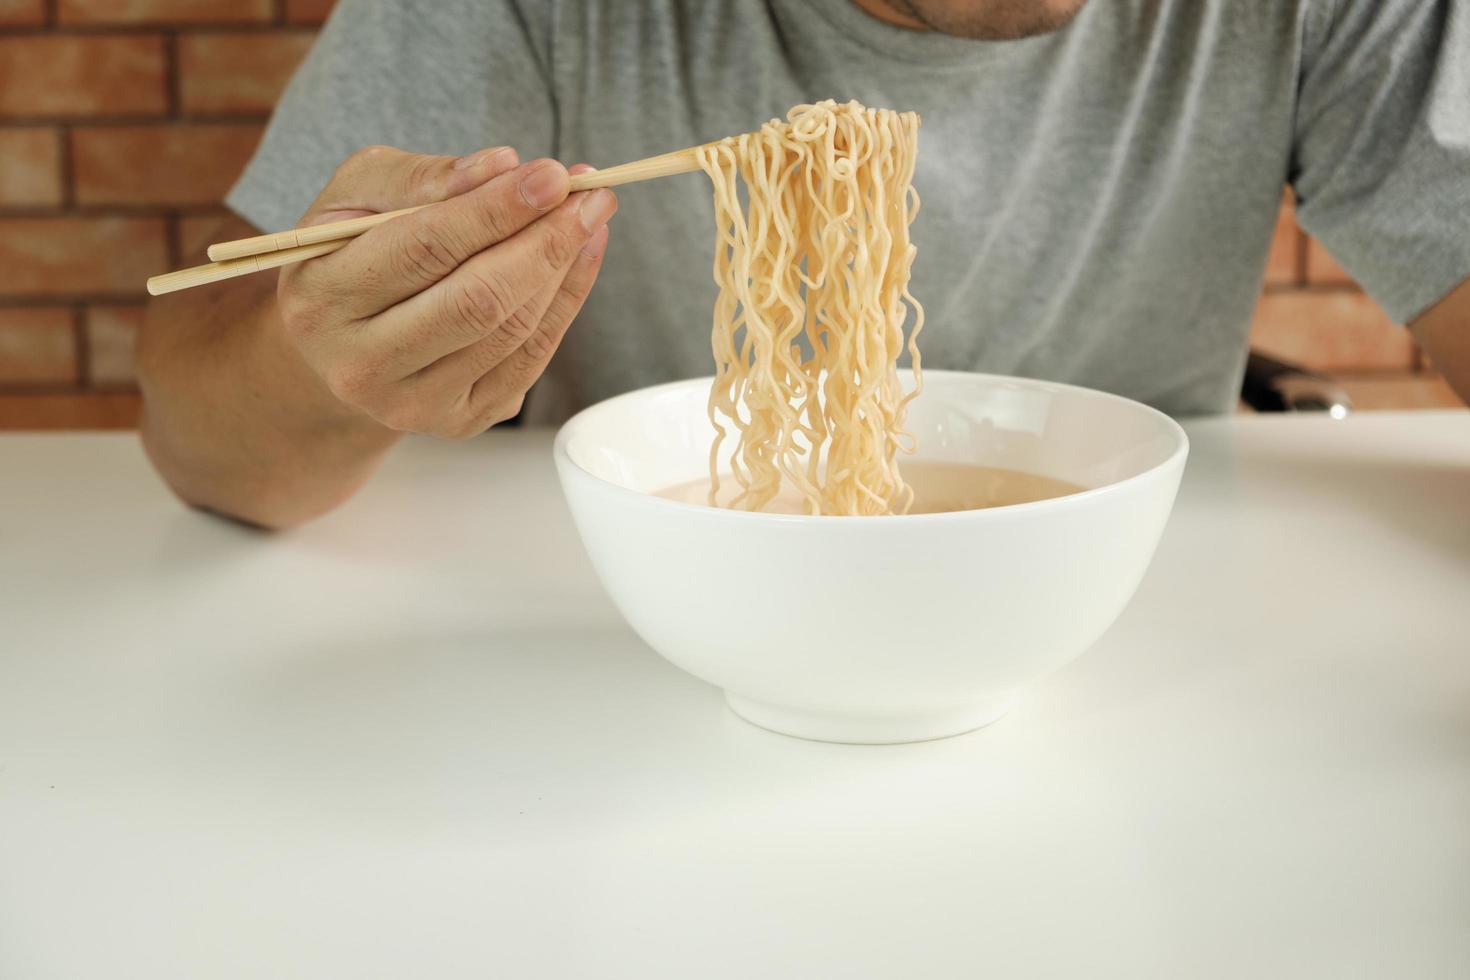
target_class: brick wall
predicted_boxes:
[0,4,1460,428]
[1252,192,1462,410]
[0,0,330,429]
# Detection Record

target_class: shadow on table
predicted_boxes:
[159,626,957,841]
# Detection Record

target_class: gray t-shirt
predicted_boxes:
[228,0,1470,420]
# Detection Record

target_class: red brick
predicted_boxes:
[58,0,270,24]
[286,0,335,25]
[1305,237,1354,286]
[179,32,316,114]
[177,215,219,263]
[85,304,142,385]
[0,128,62,206]
[0,0,45,26]
[0,217,167,296]
[1249,290,1414,372]
[0,308,76,383]
[71,124,264,206]
[177,211,227,262]
[1263,195,1300,287]
[1335,373,1465,410]
[0,36,166,118]
[0,392,140,429]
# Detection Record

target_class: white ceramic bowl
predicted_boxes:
[554,372,1188,744]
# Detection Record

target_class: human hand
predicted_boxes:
[276,144,615,437]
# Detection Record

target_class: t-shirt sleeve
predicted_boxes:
[226,0,556,235]
[1289,0,1470,324]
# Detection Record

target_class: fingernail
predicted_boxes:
[581,224,609,259]
[454,146,511,170]
[519,162,568,210]
[578,188,617,232]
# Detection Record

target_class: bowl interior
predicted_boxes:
[559,372,1186,500]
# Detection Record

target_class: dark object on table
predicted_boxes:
[1240,351,1353,415]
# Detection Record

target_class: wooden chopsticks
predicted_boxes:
[204,205,424,263]
[146,144,709,297]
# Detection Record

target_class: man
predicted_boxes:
[138,0,1470,528]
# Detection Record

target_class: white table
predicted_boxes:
[2,414,1468,979]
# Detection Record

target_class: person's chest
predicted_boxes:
[538,0,1307,417]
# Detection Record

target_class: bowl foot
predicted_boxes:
[724,693,1011,744]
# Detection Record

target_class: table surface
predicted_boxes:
[2,414,1468,979]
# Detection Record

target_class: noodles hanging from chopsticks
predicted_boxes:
[696,100,924,516]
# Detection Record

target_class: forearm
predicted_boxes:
[138,266,399,529]
[1410,276,1470,407]
[1433,342,1470,406]
[137,150,612,526]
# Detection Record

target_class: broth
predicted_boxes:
[654,462,1086,515]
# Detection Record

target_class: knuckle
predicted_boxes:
[451,269,514,334]
[338,144,392,180]
[519,323,560,362]
[404,155,444,199]
[323,359,377,404]
[395,221,459,283]
[470,193,520,243]
[537,224,579,269]
[505,351,548,392]
[499,307,539,346]
[480,393,526,429]
[502,392,527,420]
[458,327,515,380]
[465,309,537,372]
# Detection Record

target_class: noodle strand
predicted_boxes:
[697,100,924,516]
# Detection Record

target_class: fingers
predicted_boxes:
[436,162,602,392]
[280,145,522,322]
[281,152,613,441]
[406,221,610,437]
[293,156,571,318]
[415,273,564,416]
[365,183,617,374]
[309,144,520,218]
[298,157,573,318]
[344,158,573,312]
[468,223,610,418]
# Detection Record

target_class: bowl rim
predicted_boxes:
[553,371,1190,524]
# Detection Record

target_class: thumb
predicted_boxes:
[304,144,521,224]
